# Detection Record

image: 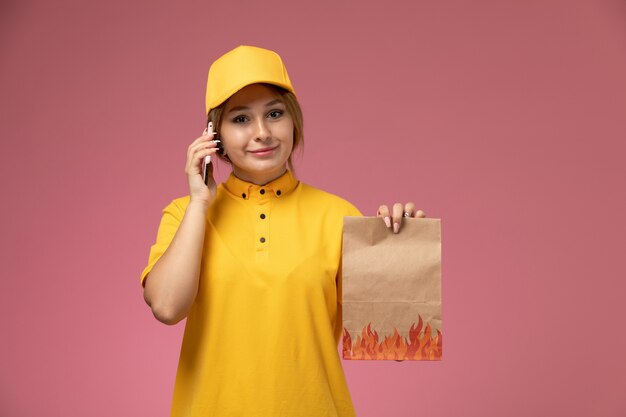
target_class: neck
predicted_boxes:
[232,166,288,186]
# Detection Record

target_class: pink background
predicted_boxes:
[1,0,625,416]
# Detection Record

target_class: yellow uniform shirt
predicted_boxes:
[140,170,362,417]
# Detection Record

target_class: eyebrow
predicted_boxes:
[227,99,284,114]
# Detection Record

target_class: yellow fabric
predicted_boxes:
[206,45,296,114]
[140,170,362,417]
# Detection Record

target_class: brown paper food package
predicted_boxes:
[341,216,442,361]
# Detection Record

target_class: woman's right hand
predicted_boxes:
[186,122,221,207]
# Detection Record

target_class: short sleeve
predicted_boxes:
[139,199,187,288]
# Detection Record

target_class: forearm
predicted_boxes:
[143,200,209,325]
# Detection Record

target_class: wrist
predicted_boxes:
[188,198,212,212]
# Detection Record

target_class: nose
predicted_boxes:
[253,117,271,142]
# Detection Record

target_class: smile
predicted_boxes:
[248,146,278,157]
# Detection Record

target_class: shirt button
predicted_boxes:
[276,190,282,196]
[260,189,265,195]
[260,213,266,219]
[242,193,246,199]
[260,237,266,243]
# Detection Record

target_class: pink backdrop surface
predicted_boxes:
[1,0,625,416]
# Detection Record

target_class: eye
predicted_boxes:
[232,115,248,123]
[267,110,283,119]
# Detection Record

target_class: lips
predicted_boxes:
[249,146,277,154]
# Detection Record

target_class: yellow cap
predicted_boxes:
[205,45,296,115]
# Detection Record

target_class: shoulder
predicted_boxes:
[162,195,191,216]
[297,182,362,217]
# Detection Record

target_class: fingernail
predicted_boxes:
[393,222,399,233]
[384,217,391,228]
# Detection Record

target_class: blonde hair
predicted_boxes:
[207,84,304,174]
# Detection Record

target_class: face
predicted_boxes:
[219,83,294,184]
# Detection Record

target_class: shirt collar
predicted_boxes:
[224,170,299,200]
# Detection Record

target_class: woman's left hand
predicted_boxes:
[377,202,426,234]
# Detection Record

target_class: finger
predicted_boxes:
[187,141,211,167]
[414,209,426,218]
[199,139,221,150]
[392,203,404,234]
[190,148,220,177]
[200,129,217,140]
[188,134,217,158]
[403,202,416,218]
[194,147,221,163]
[187,147,221,173]
[189,139,221,159]
[377,205,392,229]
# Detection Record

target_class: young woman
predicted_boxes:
[140,45,426,417]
